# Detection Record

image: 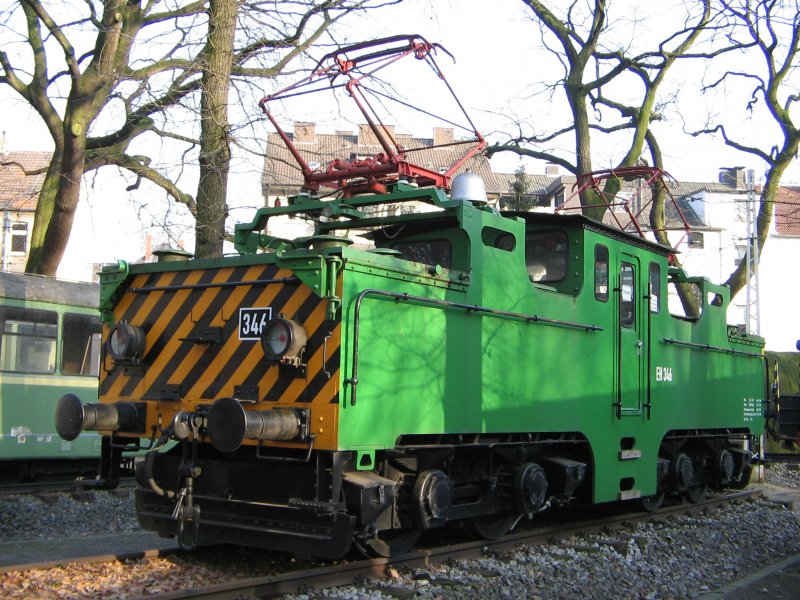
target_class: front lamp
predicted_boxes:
[260,317,307,364]
[108,322,146,361]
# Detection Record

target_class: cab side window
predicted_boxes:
[525,231,567,283]
[391,239,453,269]
[649,262,661,313]
[595,244,609,301]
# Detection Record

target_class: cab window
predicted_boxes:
[525,231,567,283]
[391,239,452,269]
[595,244,609,301]
[649,262,661,313]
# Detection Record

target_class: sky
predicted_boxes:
[0,0,797,281]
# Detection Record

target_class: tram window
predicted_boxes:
[391,239,452,269]
[525,231,567,283]
[0,307,57,374]
[62,313,102,376]
[620,264,635,328]
[594,245,609,301]
[649,263,661,313]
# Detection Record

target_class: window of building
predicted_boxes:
[525,231,568,283]
[688,232,704,248]
[649,262,661,313]
[391,239,453,269]
[620,263,636,328]
[0,307,57,373]
[62,313,102,376]
[594,244,609,302]
[11,222,28,253]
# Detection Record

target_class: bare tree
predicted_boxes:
[0,0,392,274]
[487,0,714,220]
[690,0,800,298]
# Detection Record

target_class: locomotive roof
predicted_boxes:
[367,207,673,257]
[503,210,675,256]
[0,272,100,308]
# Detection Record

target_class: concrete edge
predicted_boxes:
[699,552,800,599]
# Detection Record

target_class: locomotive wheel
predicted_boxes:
[729,464,752,490]
[464,513,518,540]
[354,528,421,558]
[685,484,707,503]
[640,491,666,513]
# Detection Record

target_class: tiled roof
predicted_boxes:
[0,151,51,212]
[262,130,517,196]
[776,186,800,236]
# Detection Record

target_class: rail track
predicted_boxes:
[0,476,135,496]
[1,489,763,599]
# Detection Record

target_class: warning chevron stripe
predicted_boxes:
[99,263,341,410]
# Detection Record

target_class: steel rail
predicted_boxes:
[140,489,762,600]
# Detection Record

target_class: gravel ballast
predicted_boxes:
[0,464,799,599]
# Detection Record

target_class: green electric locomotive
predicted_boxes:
[54,37,765,559]
[54,174,764,557]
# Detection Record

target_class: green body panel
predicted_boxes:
[0,374,101,460]
[331,201,765,503]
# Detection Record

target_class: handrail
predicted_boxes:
[345,289,603,406]
[662,337,763,358]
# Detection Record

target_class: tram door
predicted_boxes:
[617,255,643,415]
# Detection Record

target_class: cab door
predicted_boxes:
[617,255,644,416]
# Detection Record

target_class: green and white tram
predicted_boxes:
[0,272,101,482]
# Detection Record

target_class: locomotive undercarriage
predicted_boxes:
[133,433,593,558]
[642,429,757,511]
[132,428,756,558]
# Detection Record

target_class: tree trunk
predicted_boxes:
[194,0,237,259]
[28,123,87,275]
[25,149,63,272]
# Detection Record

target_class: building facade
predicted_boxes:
[0,151,50,273]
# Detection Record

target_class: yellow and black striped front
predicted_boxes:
[99,262,341,449]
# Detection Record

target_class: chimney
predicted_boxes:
[145,234,153,262]
[545,163,559,176]
[358,124,394,146]
[293,122,315,143]
[433,127,454,146]
[0,130,6,155]
[718,167,746,189]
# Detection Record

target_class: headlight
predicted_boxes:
[108,322,146,361]
[260,317,307,363]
